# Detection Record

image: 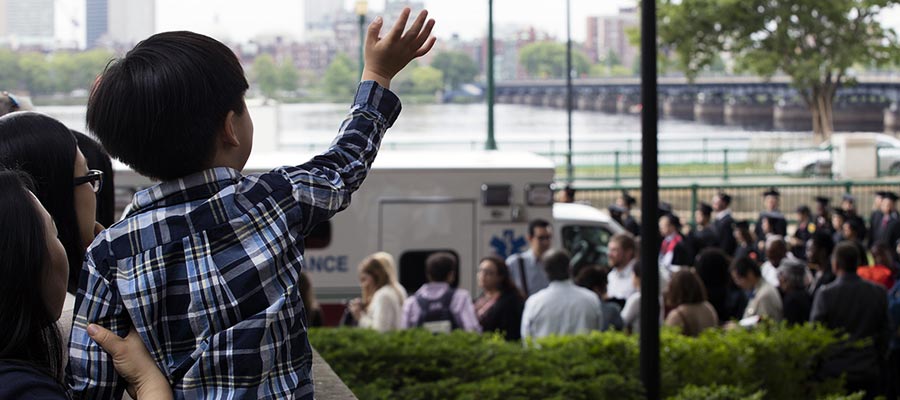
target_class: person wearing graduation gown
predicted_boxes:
[791,205,815,260]
[712,192,737,256]
[872,192,900,258]
[841,194,868,244]
[688,202,718,256]
[734,220,760,262]
[659,209,692,273]
[831,207,847,245]
[755,187,787,241]
[813,196,834,237]
[868,192,886,249]
[617,190,641,237]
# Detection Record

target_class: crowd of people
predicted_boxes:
[0,8,436,399]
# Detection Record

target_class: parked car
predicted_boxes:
[774,134,900,176]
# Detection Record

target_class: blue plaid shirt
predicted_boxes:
[67,81,400,399]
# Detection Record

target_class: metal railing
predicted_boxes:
[574,180,900,228]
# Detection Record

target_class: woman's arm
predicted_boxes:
[87,324,172,400]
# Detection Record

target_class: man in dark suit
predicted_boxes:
[811,241,889,398]
[617,190,640,237]
[791,205,814,260]
[871,192,900,255]
[712,192,737,256]
[813,196,834,237]
[755,187,787,240]
[868,192,885,249]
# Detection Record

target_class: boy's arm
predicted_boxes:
[279,8,435,234]
[67,252,130,400]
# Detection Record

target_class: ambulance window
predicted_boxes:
[561,226,612,270]
[398,250,460,295]
[305,221,331,249]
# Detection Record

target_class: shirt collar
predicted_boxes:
[715,209,731,220]
[548,279,574,288]
[129,167,242,216]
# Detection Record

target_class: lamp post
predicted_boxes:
[485,0,497,150]
[565,0,573,184]
[355,0,368,79]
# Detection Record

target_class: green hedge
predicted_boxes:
[309,324,847,400]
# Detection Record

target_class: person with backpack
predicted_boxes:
[402,252,480,333]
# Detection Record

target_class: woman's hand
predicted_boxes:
[88,324,172,400]
[348,298,364,320]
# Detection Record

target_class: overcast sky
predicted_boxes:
[55,0,900,48]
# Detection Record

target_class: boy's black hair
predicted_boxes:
[426,252,457,282]
[527,219,551,237]
[87,31,250,181]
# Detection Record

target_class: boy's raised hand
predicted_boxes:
[362,8,436,89]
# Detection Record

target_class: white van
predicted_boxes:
[114,151,624,324]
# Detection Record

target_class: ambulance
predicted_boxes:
[115,150,624,324]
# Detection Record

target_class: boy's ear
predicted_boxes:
[221,110,241,148]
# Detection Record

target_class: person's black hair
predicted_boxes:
[0,169,64,383]
[810,231,836,258]
[574,265,609,293]
[73,130,115,226]
[730,256,760,278]
[480,256,525,300]
[695,248,731,288]
[541,248,571,281]
[87,31,250,181]
[527,218,551,237]
[426,252,457,282]
[832,241,861,273]
[0,112,84,294]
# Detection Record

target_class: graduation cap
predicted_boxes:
[875,191,888,198]
[814,196,830,206]
[659,202,674,216]
[831,207,846,219]
[735,220,750,230]
[608,204,626,215]
[796,205,811,215]
[761,211,786,222]
[841,193,855,203]
[621,190,637,207]
[698,202,713,215]
[884,191,899,202]
[717,192,732,204]
[762,187,780,197]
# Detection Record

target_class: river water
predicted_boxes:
[38,102,835,156]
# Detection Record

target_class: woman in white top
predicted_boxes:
[348,252,406,332]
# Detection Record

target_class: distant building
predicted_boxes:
[585,7,638,70]
[86,0,108,48]
[305,0,344,35]
[108,0,156,46]
[2,0,55,47]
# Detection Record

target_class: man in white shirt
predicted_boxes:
[760,236,793,287]
[606,233,638,302]
[521,249,603,339]
[506,219,552,297]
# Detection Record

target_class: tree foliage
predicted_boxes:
[518,41,590,79]
[430,51,478,89]
[657,0,900,139]
[0,49,113,95]
[410,65,444,94]
[322,53,358,98]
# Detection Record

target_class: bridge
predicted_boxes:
[495,75,900,132]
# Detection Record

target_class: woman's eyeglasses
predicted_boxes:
[74,169,104,193]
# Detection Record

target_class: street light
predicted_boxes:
[356,0,368,79]
[486,0,497,150]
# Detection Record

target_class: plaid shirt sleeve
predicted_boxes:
[279,80,401,234]
[66,81,400,399]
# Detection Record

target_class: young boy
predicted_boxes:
[67,9,435,399]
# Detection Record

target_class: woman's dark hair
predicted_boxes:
[730,256,761,278]
[734,223,755,245]
[574,266,609,295]
[480,256,525,299]
[809,231,836,270]
[87,31,250,181]
[0,169,64,383]
[0,112,83,294]
[73,130,115,226]
[694,248,731,321]
[665,269,708,308]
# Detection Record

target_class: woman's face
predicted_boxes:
[359,271,375,293]
[73,149,98,249]
[32,193,68,321]
[806,240,817,264]
[477,260,500,291]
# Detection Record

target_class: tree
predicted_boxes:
[322,53,357,98]
[518,42,590,79]
[410,66,443,94]
[0,50,23,90]
[430,51,478,89]
[252,54,280,99]
[278,57,299,93]
[657,0,900,140]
